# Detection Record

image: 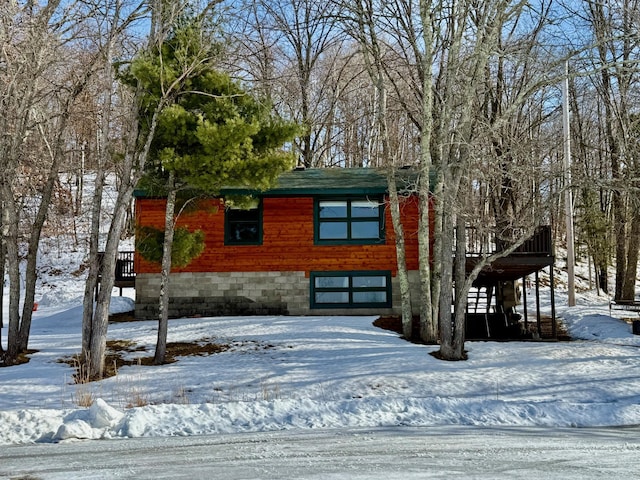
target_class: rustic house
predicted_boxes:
[132,168,556,338]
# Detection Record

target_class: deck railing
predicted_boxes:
[97,251,135,294]
[114,251,136,281]
[97,251,135,281]
[463,225,552,257]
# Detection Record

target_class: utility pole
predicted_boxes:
[563,60,576,307]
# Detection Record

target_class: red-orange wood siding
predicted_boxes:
[135,196,422,274]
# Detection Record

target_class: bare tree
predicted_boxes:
[425,0,561,359]
[340,0,415,338]
[229,0,348,167]
[0,0,130,363]
[1,0,56,360]
[581,0,640,302]
[570,68,613,294]
[324,0,561,352]
[417,0,437,342]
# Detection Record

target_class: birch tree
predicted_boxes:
[339,0,415,338]
[418,0,437,342]
[426,0,559,360]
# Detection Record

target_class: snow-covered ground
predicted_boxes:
[2,269,640,446]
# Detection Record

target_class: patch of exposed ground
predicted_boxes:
[59,336,274,383]
[374,315,570,342]
[59,338,232,382]
[0,350,38,367]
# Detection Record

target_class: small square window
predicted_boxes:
[225,202,262,245]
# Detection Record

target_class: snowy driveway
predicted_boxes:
[2,426,639,479]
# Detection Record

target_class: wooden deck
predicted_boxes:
[463,226,554,285]
[97,251,135,295]
[460,226,558,339]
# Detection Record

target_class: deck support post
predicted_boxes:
[550,264,557,338]
[535,270,542,337]
[522,275,528,332]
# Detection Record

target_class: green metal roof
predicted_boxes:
[135,167,424,198]
[221,168,403,197]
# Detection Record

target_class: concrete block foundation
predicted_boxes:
[135,270,417,320]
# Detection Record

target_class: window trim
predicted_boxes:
[224,200,263,246]
[314,197,385,245]
[310,270,392,309]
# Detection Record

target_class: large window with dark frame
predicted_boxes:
[224,201,262,245]
[315,198,384,244]
[311,271,392,308]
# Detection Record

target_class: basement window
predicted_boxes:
[310,271,392,308]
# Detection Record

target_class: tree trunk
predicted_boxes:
[418,0,437,343]
[154,173,177,365]
[433,0,500,359]
[387,172,413,339]
[17,171,55,352]
[18,121,69,351]
[451,212,467,359]
[84,86,167,379]
[621,208,640,300]
[81,156,107,356]
[82,45,113,356]
[611,146,626,302]
[437,204,455,358]
[0,215,5,351]
[352,1,414,338]
[2,184,22,363]
[85,95,144,379]
[588,0,629,302]
[418,179,436,342]
[597,263,608,294]
[87,176,137,379]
